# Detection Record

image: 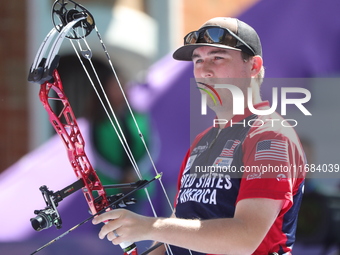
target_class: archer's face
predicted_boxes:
[192,46,253,110]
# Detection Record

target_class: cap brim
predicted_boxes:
[172,43,241,61]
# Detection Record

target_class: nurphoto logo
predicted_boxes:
[199,84,311,127]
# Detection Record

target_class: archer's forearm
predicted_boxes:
[148,217,255,255]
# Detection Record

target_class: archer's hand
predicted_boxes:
[92,209,155,245]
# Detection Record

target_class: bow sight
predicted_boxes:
[30,179,84,231]
[31,185,63,231]
[30,178,146,232]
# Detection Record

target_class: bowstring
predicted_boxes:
[68,24,177,255]
[93,26,175,212]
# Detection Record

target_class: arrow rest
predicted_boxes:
[52,0,95,39]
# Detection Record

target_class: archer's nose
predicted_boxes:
[199,61,214,78]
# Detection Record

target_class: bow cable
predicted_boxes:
[70,24,175,212]
[95,26,175,212]
[68,23,177,255]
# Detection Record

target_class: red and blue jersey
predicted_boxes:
[172,102,306,255]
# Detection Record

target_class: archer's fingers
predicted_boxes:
[106,228,121,242]
[92,209,124,225]
[97,220,122,240]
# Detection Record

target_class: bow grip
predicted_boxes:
[121,242,137,255]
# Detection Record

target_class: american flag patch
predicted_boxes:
[255,139,288,162]
[220,140,240,157]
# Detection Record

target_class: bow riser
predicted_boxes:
[39,69,109,215]
[37,69,138,254]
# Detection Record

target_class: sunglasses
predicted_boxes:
[184,26,255,56]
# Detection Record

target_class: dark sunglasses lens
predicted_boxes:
[185,31,199,44]
[203,28,225,43]
[184,27,239,49]
[204,28,237,46]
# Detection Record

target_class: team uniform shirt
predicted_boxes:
[171,102,305,255]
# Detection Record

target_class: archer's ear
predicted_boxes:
[250,55,263,78]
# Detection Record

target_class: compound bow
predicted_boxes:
[28,1,173,254]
